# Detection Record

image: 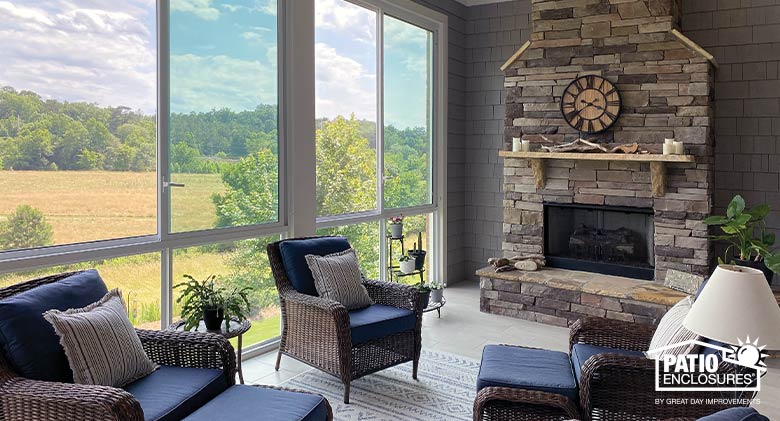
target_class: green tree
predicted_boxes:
[0,205,54,250]
[8,128,53,170]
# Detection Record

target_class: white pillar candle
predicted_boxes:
[673,141,684,155]
[664,138,675,145]
[521,140,531,152]
[512,137,522,152]
[662,143,674,155]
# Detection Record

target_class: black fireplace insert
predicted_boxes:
[544,203,655,280]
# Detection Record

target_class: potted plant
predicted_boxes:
[399,254,416,274]
[704,195,780,284]
[414,282,433,310]
[428,282,445,304]
[389,215,404,239]
[408,232,427,270]
[175,274,253,332]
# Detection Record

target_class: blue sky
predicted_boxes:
[0,0,430,130]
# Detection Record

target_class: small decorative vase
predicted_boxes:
[203,308,224,331]
[400,259,416,274]
[390,223,403,239]
[430,289,443,304]
[409,250,426,270]
[419,291,431,310]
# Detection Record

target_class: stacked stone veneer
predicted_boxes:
[478,268,687,326]
[502,0,717,280]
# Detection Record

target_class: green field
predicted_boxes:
[0,170,279,346]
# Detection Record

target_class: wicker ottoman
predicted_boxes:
[474,345,581,421]
[182,384,333,421]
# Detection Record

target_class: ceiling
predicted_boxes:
[454,0,513,6]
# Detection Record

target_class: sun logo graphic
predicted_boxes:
[649,337,768,392]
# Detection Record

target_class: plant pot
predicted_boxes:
[389,223,403,239]
[430,288,443,304]
[399,259,416,274]
[408,250,426,270]
[203,308,224,331]
[734,259,775,285]
[419,291,430,310]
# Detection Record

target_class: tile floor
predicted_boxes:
[242,281,780,419]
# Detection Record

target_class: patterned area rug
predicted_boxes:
[282,349,480,420]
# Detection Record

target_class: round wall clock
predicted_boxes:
[560,75,621,134]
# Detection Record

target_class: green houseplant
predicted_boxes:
[413,281,444,310]
[704,195,780,283]
[175,274,253,331]
[399,254,416,274]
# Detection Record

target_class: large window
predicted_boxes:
[315,0,438,280]
[0,0,444,355]
[0,1,157,251]
[170,0,279,233]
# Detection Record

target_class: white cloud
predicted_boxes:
[315,0,375,45]
[222,0,276,16]
[315,42,375,121]
[0,0,156,113]
[170,54,277,113]
[171,0,219,20]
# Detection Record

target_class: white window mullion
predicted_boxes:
[376,9,387,281]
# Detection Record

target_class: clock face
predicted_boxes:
[561,75,621,134]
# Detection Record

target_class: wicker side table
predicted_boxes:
[168,317,251,384]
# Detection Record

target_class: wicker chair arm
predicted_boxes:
[569,317,655,352]
[137,329,236,385]
[253,385,334,421]
[362,279,420,312]
[473,386,580,421]
[0,377,143,421]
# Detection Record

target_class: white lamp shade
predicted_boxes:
[683,265,780,349]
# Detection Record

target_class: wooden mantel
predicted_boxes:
[498,151,696,197]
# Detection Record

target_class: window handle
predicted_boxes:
[163,180,185,189]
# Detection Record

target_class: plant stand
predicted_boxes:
[168,317,251,384]
[386,234,444,317]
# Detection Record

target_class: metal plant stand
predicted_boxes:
[386,234,445,317]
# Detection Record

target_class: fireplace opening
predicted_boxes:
[544,203,655,280]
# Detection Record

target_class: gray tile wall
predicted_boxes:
[461,1,532,280]
[682,0,780,241]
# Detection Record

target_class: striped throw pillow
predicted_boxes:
[43,289,158,387]
[645,296,701,359]
[305,248,373,310]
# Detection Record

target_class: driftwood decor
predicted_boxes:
[488,254,546,272]
[540,138,644,154]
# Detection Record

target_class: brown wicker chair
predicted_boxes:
[0,271,334,421]
[268,237,423,403]
[570,317,741,421]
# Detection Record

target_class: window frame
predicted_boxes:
[0,0,447,357]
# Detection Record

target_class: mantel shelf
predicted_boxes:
[498,150,696,163]
[499,150,697,197]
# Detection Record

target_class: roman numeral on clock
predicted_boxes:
[574,118,584,130]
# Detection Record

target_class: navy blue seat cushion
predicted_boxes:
[697,407,769,421]
[279,237,351,295]
[349,304,416,345]
[0,269,109,382]
[123,365,228,421]
[477,345,578,402]
[570,343,645,383]
[182,385,329,421]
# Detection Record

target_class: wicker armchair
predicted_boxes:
[570,317,740,421]
[268,237,423,403]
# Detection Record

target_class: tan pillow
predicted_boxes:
[645,296,701,359]
[305,248,373,310]
[43,289,158,387]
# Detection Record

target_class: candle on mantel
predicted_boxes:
[512,137,522,152]
[663,138,675,155]
[673,141,684,155]
[521,140,531,152]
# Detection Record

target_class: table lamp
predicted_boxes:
[684,265,780,349]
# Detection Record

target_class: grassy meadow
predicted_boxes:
[0,170,279,345]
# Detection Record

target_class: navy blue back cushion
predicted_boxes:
[279,237,351,295]
[0,270,109,382]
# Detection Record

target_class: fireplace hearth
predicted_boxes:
[544,203,655,280]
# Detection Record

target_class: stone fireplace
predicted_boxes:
[478,0,718,326]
